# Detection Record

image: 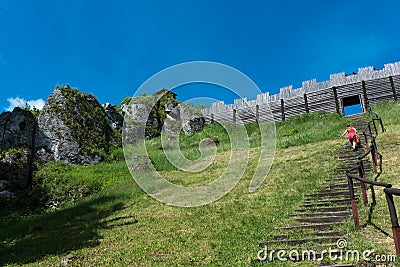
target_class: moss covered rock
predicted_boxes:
[36,85,116,165]
[121,89,204,139]
[0,108,36,195]
[0,107,37,150]
[0,148,31,195]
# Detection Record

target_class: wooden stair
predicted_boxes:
[254,115,369,266]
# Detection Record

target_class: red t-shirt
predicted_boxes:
[347,128,356,140]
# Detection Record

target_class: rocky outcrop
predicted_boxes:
[122,90,205,140]
[0,108,37,196]
[163,101,205,136]
[178,104,205,135]
[0,148,31,196]
[35,85,115,165]
[122,102,152,144]
[122,93,167,139]
[0,107,37,149]
[102,103,123,132]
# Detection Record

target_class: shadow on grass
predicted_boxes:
[0,194,136,266]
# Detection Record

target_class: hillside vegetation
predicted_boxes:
[1,102,399,266]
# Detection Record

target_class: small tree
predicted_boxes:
[23,103,41,119]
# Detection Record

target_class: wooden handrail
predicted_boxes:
[384,187,400,254]
[346,172,391,188]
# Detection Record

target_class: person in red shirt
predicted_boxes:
[341,124,358,150]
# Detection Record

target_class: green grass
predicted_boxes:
[339,100,400,259]
[145,111,350,171]
[275,111,351,148]
[1,105,399,266]
[0,140,340,266]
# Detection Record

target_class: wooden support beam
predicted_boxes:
[255,105,259,122]
[362,81,369,111]
[389,76,398,101]
[332,86,340,114]
[303,94,309,113]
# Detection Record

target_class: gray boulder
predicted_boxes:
[163,103,205,136]
[122,94,205,141]
[178,104,205,135]
[35,85,114,165]
[0,148,31,194]
[122,99,162,140]
[0,108,36,194]
[0,107,36,150]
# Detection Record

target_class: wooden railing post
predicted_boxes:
[347,173,360,229]
[367,123,372,138]
[372,119,378,135]
[379,118,385,133]
[363,132,369,150]
[370,141,377,173]
[211,113,214,123]
[280,99,285,121]
[358,160,368,205]
[384,188,400,254]
[233,109,236,123]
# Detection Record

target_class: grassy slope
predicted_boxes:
[342,100,400,258]
[0,105,398,266]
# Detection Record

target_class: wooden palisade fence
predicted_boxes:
[202,62,400,124]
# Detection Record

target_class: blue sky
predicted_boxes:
[1,0,400,111]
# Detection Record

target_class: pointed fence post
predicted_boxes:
[256,104,259,122]
[280,99,285,121]
[332,86,340,114]
[362,81,369,112]
[389,76,398,101]
[303,94,309,113]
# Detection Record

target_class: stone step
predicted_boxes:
[272,231,342,241]
[295,206,350,213]
[326,184,350,190]
[337,153,363,158]
[333,168,357,172]
[255,140,369,266]
[275,222,341,231]
[292,211,350,217]
[303,198,352,205]
[325,177,346,181]
[294,216,348,224]
[304,194,356,202]
[260,236,338,247]
[324,179,348,183]
[302,201,351,208]
[305,191,351,198]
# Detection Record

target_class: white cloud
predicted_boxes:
[5,97,45,111]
